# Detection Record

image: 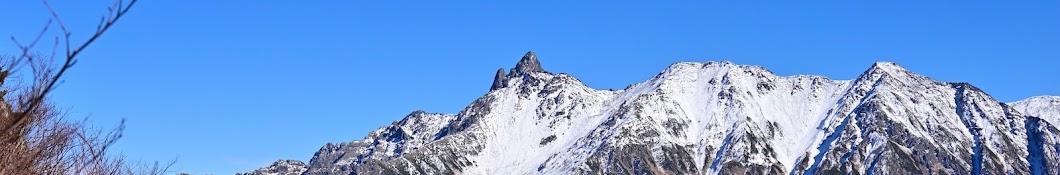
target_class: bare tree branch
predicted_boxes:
[5,0,139,140]
[1,0,171,174]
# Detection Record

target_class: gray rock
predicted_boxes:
[490,68,506,91]
[236,160,306,175]
[243,53,1060,175]
[510,51,545,76]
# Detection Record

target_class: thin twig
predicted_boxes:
[5,0,139,139]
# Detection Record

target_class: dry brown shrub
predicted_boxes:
[1,0,174,174]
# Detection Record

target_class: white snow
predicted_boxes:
[295,60,1051,175]
[1011,96,1060,126]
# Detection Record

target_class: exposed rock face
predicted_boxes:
[510,51,545,76]
[237,160,306,175]
[300,110,458,175]
[1011,95,1060,175]
[490,68,507,91]
[245,53,1060,175]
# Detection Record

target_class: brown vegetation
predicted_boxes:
[1,0,173,174]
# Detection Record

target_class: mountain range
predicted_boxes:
[240,52,1060,175]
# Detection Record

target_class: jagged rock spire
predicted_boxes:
[490,51,546,91]
[511,51,545,75]
[490,68,507,91]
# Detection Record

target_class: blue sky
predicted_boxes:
[1,1,1057,174]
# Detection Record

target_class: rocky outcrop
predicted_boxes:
[246,52,1060,175]
[490,68,506,91]
[510,51,545,76]
[236,160,306,175]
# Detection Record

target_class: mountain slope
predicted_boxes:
[1011,96,1060,125]
[1011,95,1060,175]
[244,52,1060,175]
[237,160,307,175]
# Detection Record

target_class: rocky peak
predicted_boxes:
[237,160,307,175]
[408,110,427,116]
[862,62,916,78]
[850,61,944,89]
[510,51,546,76]
[253,54,1060,175]
[869,61,904,70]
[491,68,507,91]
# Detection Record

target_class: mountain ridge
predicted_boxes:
[241,52,1060,175]
[1011,96,1060,125]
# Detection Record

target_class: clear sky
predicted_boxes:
[1,1,1057,174]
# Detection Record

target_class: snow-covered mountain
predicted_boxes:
[1011,96,1060,126]
[237,160,307,175]
[243,52,1060,175]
